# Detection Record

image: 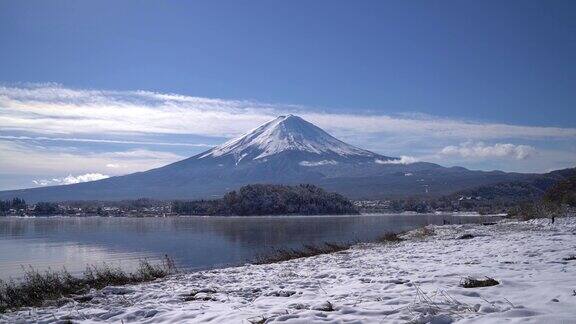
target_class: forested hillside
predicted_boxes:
[172,184,359,216]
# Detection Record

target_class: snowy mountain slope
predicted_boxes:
[0,115,540,202]
[199,115,381,163]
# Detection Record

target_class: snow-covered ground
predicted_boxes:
[3,217,576,323]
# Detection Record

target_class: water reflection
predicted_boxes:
[0,214,498,279]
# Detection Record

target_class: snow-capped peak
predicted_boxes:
[199,115,377,162]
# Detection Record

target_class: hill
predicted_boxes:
[421,168,575,214]
[447,168,576,204]
[543,173,576,206]
[172,184,359,216]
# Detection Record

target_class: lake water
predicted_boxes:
[0,214,500,280]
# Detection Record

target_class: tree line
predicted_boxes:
[0,198,170,216]
[0,198,27,215]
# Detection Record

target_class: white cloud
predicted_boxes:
[375,156,419,165]
[0,84,275,137]
[305,113,576,140]
[33,173,110,186]
[440,142,536,160]
[1,84,575,141]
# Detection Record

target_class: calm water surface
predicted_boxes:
[0,214,500,279]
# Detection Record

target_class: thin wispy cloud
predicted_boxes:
[0,135,211,147]
[1,84,575,140]
[0,141,184,177]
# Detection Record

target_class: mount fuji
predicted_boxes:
[0,115,539,202]
[199,114,380,163]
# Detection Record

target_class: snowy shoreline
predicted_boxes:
[3,217,576,323]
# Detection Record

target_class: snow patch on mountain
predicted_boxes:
[299,160,339,167]
[199,115,377,162]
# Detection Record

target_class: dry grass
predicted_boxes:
[393,284,478,321]
[377,232,405,243]
[0,255,177,313]
[253,242,351,265]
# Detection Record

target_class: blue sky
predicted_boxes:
[0,1,575,190]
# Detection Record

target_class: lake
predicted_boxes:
[0,214,500,280]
